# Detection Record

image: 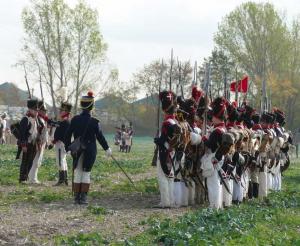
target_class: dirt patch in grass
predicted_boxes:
[0,192,193,244]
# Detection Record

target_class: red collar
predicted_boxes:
[164,114,175,121]
[226,121,235,128]
[214,122,225,128]
[252,124,262,130]
[60,112,70,120]
[26,111,36,118]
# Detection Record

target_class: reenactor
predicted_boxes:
[19,99,39,183]
[53,102,73,186]
[65,91,112,205]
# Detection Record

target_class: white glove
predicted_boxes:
[105,148,112,158]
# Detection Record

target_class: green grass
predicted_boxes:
[1,139,299,245]
[127,163,300,246]
[0,137,155,205]
[57,163,300,246]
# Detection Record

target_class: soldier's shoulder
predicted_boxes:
[91,116,100,124]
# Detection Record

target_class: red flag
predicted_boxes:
[230,76,248,93]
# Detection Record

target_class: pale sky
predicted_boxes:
[0,0,299,99]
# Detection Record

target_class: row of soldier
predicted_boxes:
[154,87,292,209]
[11,92,112,205]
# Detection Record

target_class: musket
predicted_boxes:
[202,62,211,136]
[223,71,227,100]
[169,49,174,91]
[218,169,232,195]
[38,64,44,101]
[23,64,32,99]
[151,59,164,166]
[193,61,198,87]
[177,58,184,98]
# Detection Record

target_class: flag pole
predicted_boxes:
[235,66,238,104]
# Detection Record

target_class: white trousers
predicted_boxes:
[206,169,223,209]
[258,171,268,198]
[173,181,188,207]
[223,178,233,207]
[157,159,174,208]
[273,163,282,191]
[74,154,91,184]
[55,141,68,171]
[188,181,196,206]
[233,180,243,202]
[28,143,45,183]
[242,170,250,199]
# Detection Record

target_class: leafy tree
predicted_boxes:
[21,0,107,115]
[214,2,300,128]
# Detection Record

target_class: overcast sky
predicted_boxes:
[0,0,299,99]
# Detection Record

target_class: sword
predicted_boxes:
[111,155,139,192]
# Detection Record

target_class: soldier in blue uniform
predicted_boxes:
[53,102,72,186]
[19,99,39,183]
[65,91,112,205]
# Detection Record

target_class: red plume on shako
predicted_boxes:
[80,91,95,110]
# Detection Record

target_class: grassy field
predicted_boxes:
[0,137,299,245]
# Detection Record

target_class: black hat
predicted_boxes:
[80,91,95,111]
[211,97,227,120]
[60,102,72,112]
[27,99,38,110]
[159,90,177,114]
[196,96,206,118]
[252,113,260,124]
[261,113,273,124]
[227,104,239,122]
[38,100,47,111]
[274,109,285,125]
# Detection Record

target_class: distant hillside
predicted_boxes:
[95,94,158,110]
[95,94,128,110]
[132,94,158,106]
[0,82,30,106]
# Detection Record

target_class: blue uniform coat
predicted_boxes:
[65,111,109,172]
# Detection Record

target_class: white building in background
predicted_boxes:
[0,105,27,122]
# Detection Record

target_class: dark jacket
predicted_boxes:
[65,111,109,172]
[54,120,70,144]
[19,115,36,147]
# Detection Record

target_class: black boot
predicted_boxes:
[73,183,81,204]
[64,171,68,186]
[54,171,64,186]
[80,192,88,205]
[80,183,90,205]
[253,183,259,198]
[74,192,81,204]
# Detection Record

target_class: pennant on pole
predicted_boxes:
[230,76,248,93]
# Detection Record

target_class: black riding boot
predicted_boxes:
[64,171,68,186]
[73,183,81,204]
[80,183,90,205]
[54,171,64,186]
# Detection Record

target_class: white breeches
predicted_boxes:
[173,181,188,207]
[74,154,90,184]
[55,141,68,171]
[206,169,223,209]
[233,180,243,202]
[267,171,274,191]
[223,178,233,207]
[28,143,46,182]
[242,170,250,199]
[273,163,282,191]
[157,159,174,208]
[188,181,196,206]
[258,171,268,198]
